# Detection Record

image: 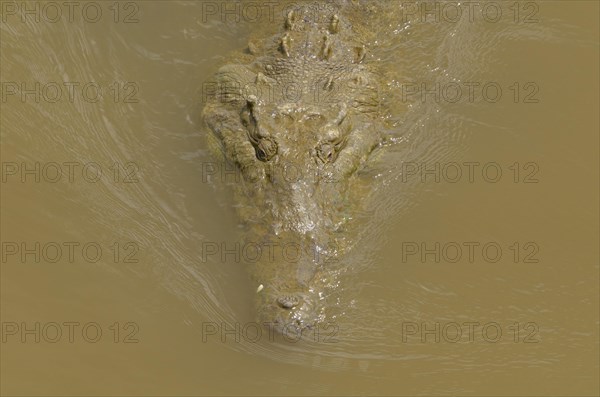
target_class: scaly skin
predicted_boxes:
[203,1,382,335]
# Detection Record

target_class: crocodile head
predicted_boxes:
[204,81,379,334]
[202,8,381,335]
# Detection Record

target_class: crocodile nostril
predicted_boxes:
[277,295,300,309]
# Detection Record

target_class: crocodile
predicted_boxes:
[202,1,384,336]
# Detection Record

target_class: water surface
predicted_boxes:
[1,1,598,395]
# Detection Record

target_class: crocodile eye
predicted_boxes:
[316,143,336,163]
[255,137,278,161]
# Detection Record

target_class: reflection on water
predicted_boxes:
[1,1,598,395]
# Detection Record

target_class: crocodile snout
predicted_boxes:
[257,289,318,336]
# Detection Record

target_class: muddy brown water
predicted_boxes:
[1,1,598,396]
